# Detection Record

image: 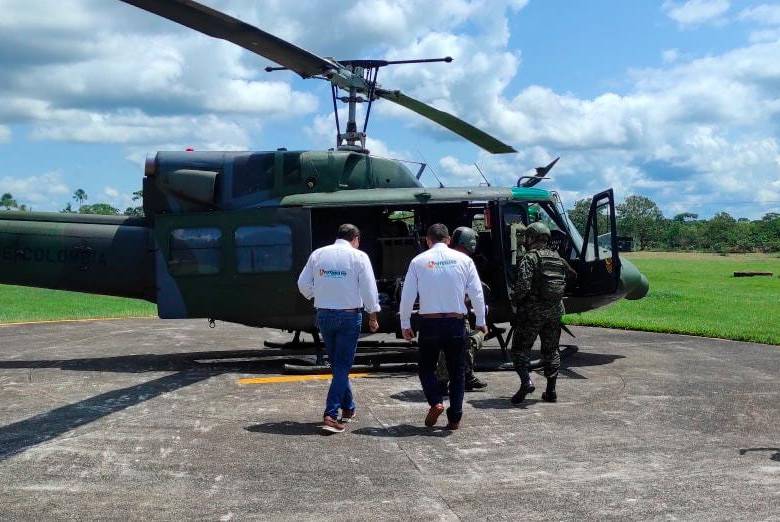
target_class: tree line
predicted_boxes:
[0,190,144,217]
[567,195,780,253]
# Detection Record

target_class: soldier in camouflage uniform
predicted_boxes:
[510,222,568,404]
[436,227,488,392]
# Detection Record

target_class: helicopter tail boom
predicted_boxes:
[0,212,156,302]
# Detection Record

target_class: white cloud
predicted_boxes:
[662,0,731,27]
[0,0,778,218]
[103,186,119,198]
[662,49,680,64]
[0,171,71,209]
[739,3,780,25]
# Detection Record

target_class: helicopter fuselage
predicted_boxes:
[0,150,648,333]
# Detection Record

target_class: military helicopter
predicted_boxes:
[0,0,649,362]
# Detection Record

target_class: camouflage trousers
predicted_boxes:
[437,322,483,382]
[511,313,561,378]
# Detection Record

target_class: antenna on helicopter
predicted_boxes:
[428,165,446,189]
[517,157,560,187]
[474,163,491,187]
[416,150,445,188]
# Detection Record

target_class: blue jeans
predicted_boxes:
[417,317,467,423]
[316,309,362,419]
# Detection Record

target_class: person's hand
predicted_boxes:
[402,328,415,341]
[476,325,488,334]
[368,316,379,332]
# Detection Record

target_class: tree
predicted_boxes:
[616,195,664,250]
[567,198,591,236]
[702,212,736,252]
[673,212,698,222]
[79,203,119,215]
[1,193,17,210]
[123,190,144,217]
[73,189,88,210]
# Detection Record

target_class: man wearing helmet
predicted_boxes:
[436,226,488,392]
[510,221,570,404]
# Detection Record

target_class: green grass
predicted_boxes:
[0,284,156,324]
[565,252,780,345]
[2,252,780,345]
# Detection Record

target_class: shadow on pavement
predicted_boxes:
[468,397,542,410]
[245,422,324,436]
[0,350,287,374]
[0,370,211,461]
[739,448,780,462]
[390,389,427,403]
[351,424,452,438]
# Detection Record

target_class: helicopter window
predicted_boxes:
[168,228,222,276]
[235,225,292,273]
[282,154,302,186]
[582,199,614,261]
[232,153,275,197]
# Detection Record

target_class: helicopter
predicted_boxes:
[0,0,649,360]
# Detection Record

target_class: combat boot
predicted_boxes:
[541,376,557,402]
[511,368,535,404]
[465,374,487,391]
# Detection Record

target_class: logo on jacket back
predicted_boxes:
[426,259,457,269]
[319,268,347,278]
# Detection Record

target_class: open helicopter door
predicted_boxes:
[574,189,621,295]
[152,207,312,327]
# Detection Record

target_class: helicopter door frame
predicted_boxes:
[575,188,621,295]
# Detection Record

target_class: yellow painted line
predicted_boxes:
[0,316,156,328]
[238,373,370,385]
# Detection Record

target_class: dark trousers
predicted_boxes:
[417,317,467,423]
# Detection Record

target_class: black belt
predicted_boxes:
[419,313,464,319]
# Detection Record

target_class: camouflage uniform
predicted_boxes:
[436,320,483,383]
[510,248,564,379]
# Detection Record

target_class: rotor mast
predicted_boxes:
[273,57,455,153]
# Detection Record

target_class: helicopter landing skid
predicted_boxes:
[283,350,416,374]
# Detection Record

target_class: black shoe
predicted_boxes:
[465,376,487,391]
[511,383,535,404]
[541,391,557,402]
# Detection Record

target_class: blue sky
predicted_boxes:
[0,0,778,218]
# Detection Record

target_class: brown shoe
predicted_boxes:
[425,403,445,427]
[445,421,460,430]
[321,415,346,433]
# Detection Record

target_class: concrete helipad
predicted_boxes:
[0,319,778,520]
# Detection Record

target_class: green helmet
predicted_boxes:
[452,226,478,255]
[526,222,551,241]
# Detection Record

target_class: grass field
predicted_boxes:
[1,252,779,344]
[0,285,155,324]
[565,252,780,345]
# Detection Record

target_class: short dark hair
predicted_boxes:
[336,223,360,241]
[426,223,449,242]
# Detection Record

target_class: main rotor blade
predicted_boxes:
[120,0,336,78]
[376,89,516,154]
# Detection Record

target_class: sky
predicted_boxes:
[0,0,779,218]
